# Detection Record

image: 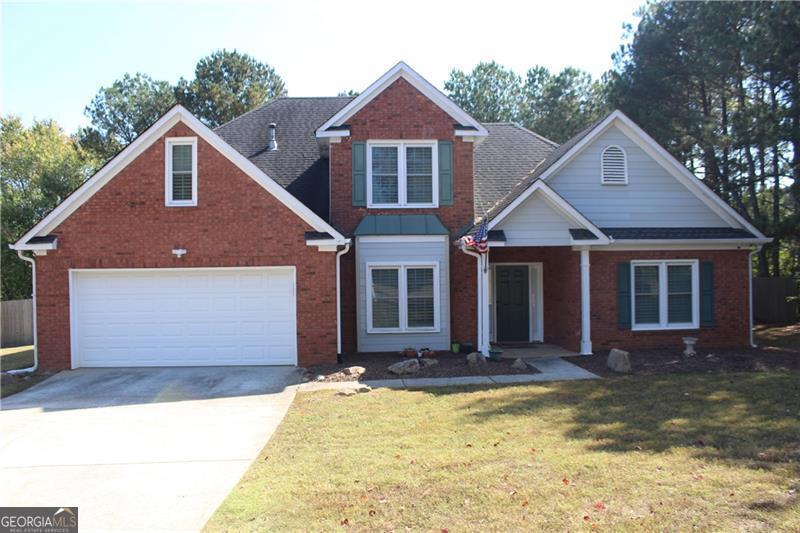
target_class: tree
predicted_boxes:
[520,66,609,143]
[80,73,176,160]
[1,117,99,299]
[175,50,287,127]
[444,61,522,123]
[609,1,800,279]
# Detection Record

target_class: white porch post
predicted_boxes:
[580,247,593,355]
[479,253,491,356]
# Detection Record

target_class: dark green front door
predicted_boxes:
[496,265,529,342]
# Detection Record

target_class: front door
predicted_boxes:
[495,265,530,342]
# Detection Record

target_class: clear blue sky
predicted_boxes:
[1,0,642,134]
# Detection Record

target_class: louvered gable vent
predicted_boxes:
[601,145,627,184]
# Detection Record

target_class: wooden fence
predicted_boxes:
[1,299,33,348]
[753,277,799,324]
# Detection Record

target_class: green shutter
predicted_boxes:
[617,261,631,329]
[352,142,366,206]
[438,141,453,205]
[700,261,714,327]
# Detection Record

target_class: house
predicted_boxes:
[11,62,770,370]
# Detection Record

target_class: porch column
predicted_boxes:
[478,253,491,356]
[580,247,593,355]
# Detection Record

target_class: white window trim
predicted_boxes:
[366,261,440,334]
[165,137,198,206]
[366,140,439,208]
[601,144,628,185]
[631,259,699,331]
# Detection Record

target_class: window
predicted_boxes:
[165,137,197,206]
[631,260,699,330]
[601,145,627,185]
[367,141,438,207]
[367,263,439,332]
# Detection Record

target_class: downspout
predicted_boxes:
[8,250,38,374]
[748,246,761,348]
[460,243,485,355]
[335,242,352,360]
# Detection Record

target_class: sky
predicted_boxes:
[1,0,642,134]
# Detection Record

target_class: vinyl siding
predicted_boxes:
[548,125,728,227]
[495,192,574,246]
[356,238,450,352]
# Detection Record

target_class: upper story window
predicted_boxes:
[632,260,699,330]
[601,145,627,185]
[165,137,197,206]
[367,141,438,208]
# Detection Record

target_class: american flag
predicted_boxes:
[461,217,489,253]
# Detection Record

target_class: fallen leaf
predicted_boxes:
[584,515,591,521]
[729,492,735,497]
[410,459,417,465]
[509,490,517,497]
[394,454,401,459]
[466,443,473,448]
[368,509,376,517]
[530,448,537,454]
[693,474,704,481]
[593,502,606,511]
[563,478,570,486]
[494,441,500,447]
[360,495,367,502]
[521,499,529,507]
[340,518,350,526]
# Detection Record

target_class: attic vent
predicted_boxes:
[601,145,627,185]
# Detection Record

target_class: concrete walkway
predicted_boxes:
[0,367,297,533]
[298,357,598,391]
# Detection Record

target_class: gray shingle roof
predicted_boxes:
[215,96,353,220]
[602,227,756,240]
[473,123,556,218]
[569,229,600,240]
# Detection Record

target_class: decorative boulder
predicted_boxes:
[466,351,489,371]
[388,358,421,375]
[355,384,372,393]
[337,389,357,396]
[511,358,528,370]
[607,348,631,373]
[343,366,366,377]
[420,358,439,368]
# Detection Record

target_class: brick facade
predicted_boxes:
[34,121,338,370]
[489,247,751,353]
[329,78,478,352]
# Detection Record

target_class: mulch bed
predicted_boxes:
[569,344,799,378]
[305,352,539,382]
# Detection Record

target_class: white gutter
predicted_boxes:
[748,246,761,348]
[459,243,488,355]
[335,242,352,356]
[7,251,38,374]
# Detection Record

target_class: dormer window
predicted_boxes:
[367,141,438,208]
[165,137,197,206]
[601,145,627,185]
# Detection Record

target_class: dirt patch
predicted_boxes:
[305,353,539,382]
[570,344,799,378]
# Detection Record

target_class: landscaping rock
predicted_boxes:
[466,351,488,371]
[511,358,528,370]
[607,348,631,373]
[355,384,372,393]
[337,389,357,396]
[343,366,366,377]
[388,358,421,375]
[419,358,439,368]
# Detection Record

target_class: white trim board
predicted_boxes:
[14,106,347,248]
[316,61,488,139]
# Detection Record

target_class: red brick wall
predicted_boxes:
[489,247,581,350]
[328,77,478,351]
[590,249,750,351]
[34,121,338,370]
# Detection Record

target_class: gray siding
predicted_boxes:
[356,238,450,352]
[548,125,728,227]
[495,192,574,246]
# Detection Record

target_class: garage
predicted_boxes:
[70,267,297,367]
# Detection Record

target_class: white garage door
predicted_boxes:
[70,267,297,367]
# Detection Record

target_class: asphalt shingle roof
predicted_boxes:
[473,123,556,218]
[602,227,756,240]
[215,96,353,220]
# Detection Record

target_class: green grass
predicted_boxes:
[206,372,800,532]
[0,345,50,398]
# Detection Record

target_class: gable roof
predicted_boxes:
[482,110,768,240]
[215,96,353,219]
[473,123,557,218]
[316,62,488,138]
[12,105,348,249]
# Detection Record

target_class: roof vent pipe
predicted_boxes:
[268,123,278,151]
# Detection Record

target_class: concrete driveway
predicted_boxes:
[0,367,297,532]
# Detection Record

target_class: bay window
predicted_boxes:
[632,260,699,330]
[367,262,439,332]
[367,141,438,207]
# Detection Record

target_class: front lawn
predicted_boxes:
[0,345,51,398]
[206,372,799,531]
